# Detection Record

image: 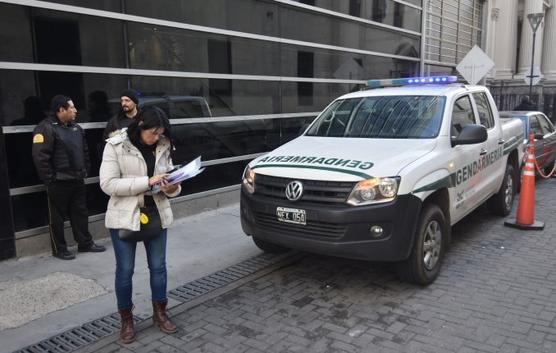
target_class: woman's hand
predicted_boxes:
[149,174,168,186]
[160,178,179,194]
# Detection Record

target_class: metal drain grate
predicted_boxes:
[12,252,291,353]
[13,313,143,353]
[169,252,290,302]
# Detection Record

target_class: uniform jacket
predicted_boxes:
[32,115,90,184]
[99,130,181,230]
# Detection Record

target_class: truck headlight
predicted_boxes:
[347,177,399,205]
[242,165,256,194]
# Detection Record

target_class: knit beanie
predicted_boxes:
[120,89,139,105]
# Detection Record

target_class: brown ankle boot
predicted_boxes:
[118,307,136,344]
[152,300,177,334]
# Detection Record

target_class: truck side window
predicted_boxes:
[472,92,495,129]
[538,114,554,135]
[529,116,541,136]
[451,95,475,136]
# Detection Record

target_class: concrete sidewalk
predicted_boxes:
[0,202,261,353]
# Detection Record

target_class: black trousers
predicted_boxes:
[46,179,93,254]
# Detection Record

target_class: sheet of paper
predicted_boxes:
[165,156,204,185]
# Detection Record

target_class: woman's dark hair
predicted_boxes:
[127,106,173,147]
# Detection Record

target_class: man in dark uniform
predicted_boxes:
[103,89,140,139]
[514,96,537,111]
[32,95,106,260]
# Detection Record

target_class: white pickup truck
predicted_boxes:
[240,76,524,285]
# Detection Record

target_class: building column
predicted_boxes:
[517,0,545,79]
[542,4,556,81]
[491,1,518,79]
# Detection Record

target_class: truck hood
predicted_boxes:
[251,136,437,181]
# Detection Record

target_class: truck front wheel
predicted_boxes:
[487,164,516,216]
[398,204,448,285]
[252,237,289,254]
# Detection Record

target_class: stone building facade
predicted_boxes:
[484,0,556,120]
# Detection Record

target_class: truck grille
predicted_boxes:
[254,174,355,204]
[253,211,346,239]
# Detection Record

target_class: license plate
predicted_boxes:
[276,207,306,225]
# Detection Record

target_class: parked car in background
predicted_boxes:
[499,111,556,174]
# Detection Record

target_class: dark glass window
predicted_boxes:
[127,23,280,75]
[0,70,127,126]
[0,4,34,62]
[0,5,125,68]
[0,71,38,127]
[281,46,419,79]
[350,0,362,17]
[5,115,316,190]
[127,0,420,51]
[297,52,314,106]
[10,159,277,232]
[425,65,457,76]
[281,82,363,114]
[126,0,280,37]
[403,0,422,6]
[280,7,420,57]
[292,0,421,32]
[129,76,281,117]
[127,21,419,79]
[35,1,121,12]
[3,71,371,127]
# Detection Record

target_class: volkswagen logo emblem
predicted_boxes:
[285,181,303,201]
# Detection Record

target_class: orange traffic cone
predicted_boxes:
[504,132,544,230]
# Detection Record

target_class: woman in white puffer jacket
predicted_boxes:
[100,106,181,344]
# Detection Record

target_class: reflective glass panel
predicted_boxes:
[37,1,121,11]
[0,4,34,62]
[126,0,280,36]
[9,160,251,231]
[292,0,421,32]
[0,5,125,67]
[280,7,420,57]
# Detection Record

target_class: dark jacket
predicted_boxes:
[103,110,137,140]
[514,101,537,111]
[32,115,90,184]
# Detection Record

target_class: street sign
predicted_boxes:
[456,45,495,85]
[524,66,541,86]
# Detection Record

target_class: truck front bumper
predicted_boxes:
[240,188,422,262]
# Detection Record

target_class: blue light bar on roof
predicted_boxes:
[366,76,458,88]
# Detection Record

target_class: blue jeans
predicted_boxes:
[110,229,168,310]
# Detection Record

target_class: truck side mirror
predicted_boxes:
[451,124,487,147]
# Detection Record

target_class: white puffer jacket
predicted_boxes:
[99,131,181,231]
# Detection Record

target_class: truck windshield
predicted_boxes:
[306,95,446,138]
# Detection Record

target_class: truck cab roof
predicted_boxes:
[338,84,487,100]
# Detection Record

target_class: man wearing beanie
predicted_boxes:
[103,89,140,139]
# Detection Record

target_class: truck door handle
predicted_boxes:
[480,149,488,155]
[498,139,505,145]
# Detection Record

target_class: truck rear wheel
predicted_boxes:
[398,204,447,285]
[487,164,516,216]
[252,237,289,254]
